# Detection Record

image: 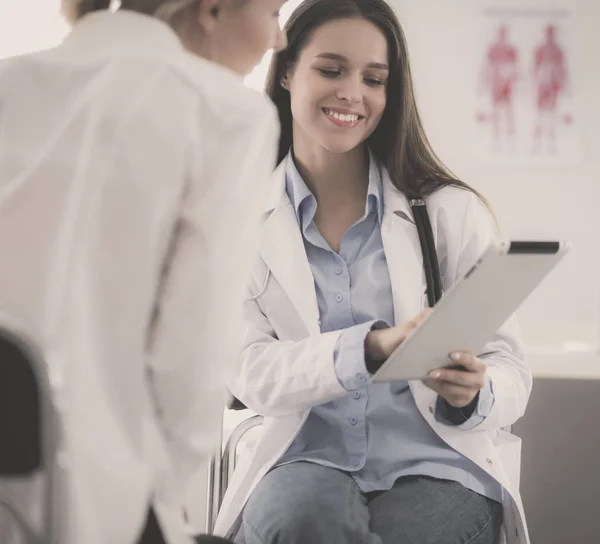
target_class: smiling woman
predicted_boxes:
[212,1,532,544]
[265,0,484,201]
[282,17,390,158]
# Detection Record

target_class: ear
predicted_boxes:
[197,0,222,34]
[281,63,296,90]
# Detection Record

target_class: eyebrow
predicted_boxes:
[315,52,389,71]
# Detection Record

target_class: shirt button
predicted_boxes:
[352,458,361,467]
[353,392,362,400]
[486,458,494,465]
[429,405,435,414]
[335,294,343,303]
[349,416,358,426]
[335,267,343,275]
[356,373,367,384]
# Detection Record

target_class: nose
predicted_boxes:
[273,27,288,53]
[335,75,362,104]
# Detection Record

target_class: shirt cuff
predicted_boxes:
[435,375,495,429]
[333,320,389,391]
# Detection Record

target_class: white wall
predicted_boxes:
[0,1,68,58]
[389,0,600,354]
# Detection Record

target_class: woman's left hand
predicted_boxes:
[423,352,487,408]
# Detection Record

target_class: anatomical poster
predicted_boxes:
[473,8,580,165]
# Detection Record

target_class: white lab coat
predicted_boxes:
[214,159,532,544]
[0,10,278,544]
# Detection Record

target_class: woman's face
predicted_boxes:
[285,17,389,156]
[208,0,288,75]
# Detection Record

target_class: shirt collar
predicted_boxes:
[285,149,384,228]
[366,149,384,226]
[285,152,314,224]
[62,10,183,56]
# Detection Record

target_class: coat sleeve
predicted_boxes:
[439,190,532,432]
[228,263,353,417]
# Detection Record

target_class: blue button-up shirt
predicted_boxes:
[277,153,502,502]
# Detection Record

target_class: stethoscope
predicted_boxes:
[410,199,443,308]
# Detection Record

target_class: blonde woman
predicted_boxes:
[0,1,286,543]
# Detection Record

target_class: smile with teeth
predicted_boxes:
[323,108,363,126]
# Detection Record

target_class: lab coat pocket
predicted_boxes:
[493,429,522,492]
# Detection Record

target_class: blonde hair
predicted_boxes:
[61,0,202,25]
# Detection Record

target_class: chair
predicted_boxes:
[0,316,61,544]
[205,398,263,534]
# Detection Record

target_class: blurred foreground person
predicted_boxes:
[0,0,286,542]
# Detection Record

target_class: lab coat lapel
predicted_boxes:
[380,169,426,325]
[258,162,321,336]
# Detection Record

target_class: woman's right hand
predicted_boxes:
[364,309,432,372]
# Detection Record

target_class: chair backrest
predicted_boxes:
[0,318,59,544]
[227,396,247,411]
[0,331,42,475]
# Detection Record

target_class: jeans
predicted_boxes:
[242,462,503,544]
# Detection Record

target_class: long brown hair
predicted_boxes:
[266,0,486,202]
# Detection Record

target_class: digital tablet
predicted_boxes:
[372,240,570,382]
